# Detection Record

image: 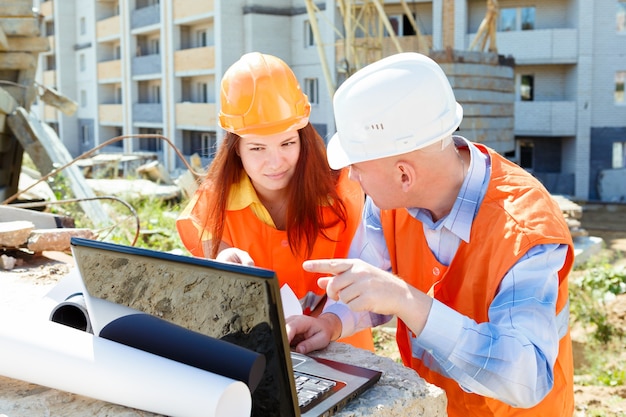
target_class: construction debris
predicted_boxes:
[0,205,74,228]
[552,195,588,238]
[0,220,33,247]
[1,0,111,229]
[0,0,50,203]
[0,219,95,259]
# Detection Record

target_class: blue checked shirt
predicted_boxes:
[324,136,569,407]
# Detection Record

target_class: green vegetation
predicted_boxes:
[34,157,189,253]
[570,251,626,387]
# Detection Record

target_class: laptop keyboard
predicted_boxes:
[294,371,337,409]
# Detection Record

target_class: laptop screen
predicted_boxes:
[70,237,299,417]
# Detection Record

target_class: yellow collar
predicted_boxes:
[227,174,276,227]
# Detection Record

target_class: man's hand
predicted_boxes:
[303,258,405,316]
[285,313,341,354]
[303,258,432,336]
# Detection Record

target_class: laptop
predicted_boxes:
[69,237,382,417]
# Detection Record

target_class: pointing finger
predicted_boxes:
[302,259,354,275]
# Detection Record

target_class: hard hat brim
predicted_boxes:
[327,132,351,170]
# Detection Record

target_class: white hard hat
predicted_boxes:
[327,52,463,169]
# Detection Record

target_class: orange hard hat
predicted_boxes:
[219,52,311,137]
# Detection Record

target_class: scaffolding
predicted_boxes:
[304,0,430,97]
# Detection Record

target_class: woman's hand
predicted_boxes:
[216,247,255,266]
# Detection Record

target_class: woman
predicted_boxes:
[176,52,374,351]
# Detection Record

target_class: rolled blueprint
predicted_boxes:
[45,269,266,392]
[49,292,93,333]
[99,313,266,392]
[0,317,251,417]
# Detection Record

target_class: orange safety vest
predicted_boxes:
[177,169,375,351]
[381,144,575,417]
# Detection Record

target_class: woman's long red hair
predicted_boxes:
[199,123,347,259]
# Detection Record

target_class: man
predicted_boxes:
[286,52,575,417]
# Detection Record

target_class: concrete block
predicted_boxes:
[26,228,96,253]
[0,220,34,247]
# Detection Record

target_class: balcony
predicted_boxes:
[468,28,578,65]
[132,54,161,77]
[132,103,163,123]
[39,1,53,18]
[514,101,576,136]
[174,46,215,74]
[176,102,216,128]
[131,4,160,30]
[99,104,123,124]
[97,15,121,40]
[47,35,54,50]
[173,0,214,21]
[98,59,122,81]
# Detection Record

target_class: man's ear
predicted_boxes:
[396,160,415,192]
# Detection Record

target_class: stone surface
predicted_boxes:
[313,343,447,417]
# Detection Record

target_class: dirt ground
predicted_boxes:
[571,205,626,417]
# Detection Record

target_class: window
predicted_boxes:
[199,132,217,158]
[111,127,124,148]
[498,7,535,31]
[115,86,123,104]
[82,125,90,145]
[46,55,55,71]
[519,141,534,170]
[499,8,516,32]
[520,75,534,101]
[304,20,315,47]
[79,54,85,71]
[613,142,626,168]
[617,71,625,104]
[618,1,626,33]
[151,85,161,103]
[198,82,208,103]
[149,38,160,55]
[45,21,54,36]
[304,78,319,105]
[140,129,163,152]
[80,90,87,107]
[385,14,417,37]
[114,44,121,59]
[184,132,216,158]
[520,7,535,30]
[196,30,207,47]
[80,17,86,35]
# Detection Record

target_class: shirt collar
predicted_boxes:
[409,136,490,242]
[227,174,275,227]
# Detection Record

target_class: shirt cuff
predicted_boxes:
[416,299,464,359]
[322,301,357,339]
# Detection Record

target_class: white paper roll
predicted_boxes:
[0,317,251,417]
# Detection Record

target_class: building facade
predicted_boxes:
[32,0,626,201]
